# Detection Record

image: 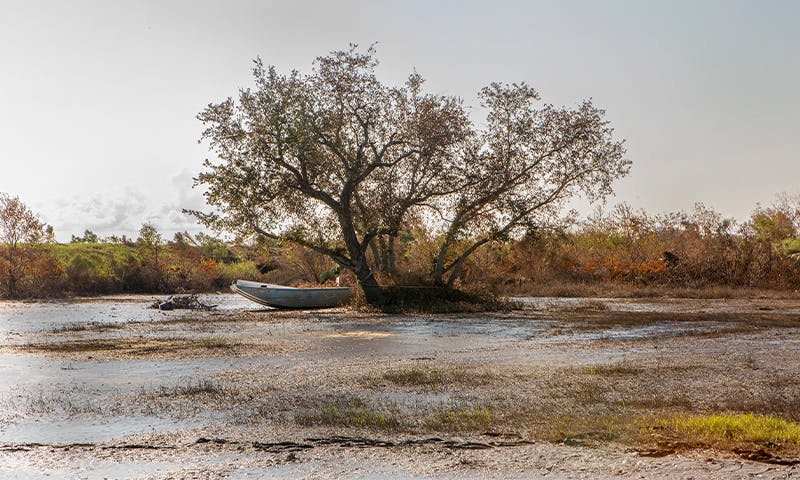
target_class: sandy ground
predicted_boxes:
[1,294,800,479]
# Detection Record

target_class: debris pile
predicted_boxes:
[148,294,217,311]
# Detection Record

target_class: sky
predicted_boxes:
[1,0,798,241]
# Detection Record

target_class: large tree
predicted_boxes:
[192,46,628,298]
[191,45,469,299]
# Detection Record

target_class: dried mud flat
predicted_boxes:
[1,294,800,479]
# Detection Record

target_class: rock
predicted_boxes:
[158,301,174,311]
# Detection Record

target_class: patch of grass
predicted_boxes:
[584,362,643,376]
[198,336,237,349]
[5,386,109,416]
[653,413,800,448]
[160,379,224,396]
[539,412,636,445]
[383,367,447,387]
[425,403,493,432]
[295,397,402,430]
[622,392,695,410]
[24,339,121,353]
[568,301,608,312]
[375,366,495,389]
[19,335,249,360]
[49,322,122,333]
[50,323,91,333]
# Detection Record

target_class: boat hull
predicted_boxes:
[231,280,353,309]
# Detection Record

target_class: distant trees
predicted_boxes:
[1,192,799,299]
[70,230,99,243]
[192,46,628,299]
[137,223,162,258]
[0,193,53,297]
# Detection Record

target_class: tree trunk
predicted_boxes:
[368,238,382,271]
[6,244,16,298]
[446,257,466,288]
[354,258,382,303]
[433,240,449,285]
[337,206,381,303]
[7,274,15,299]
[386,235,397,278]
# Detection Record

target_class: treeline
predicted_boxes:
[353,197,800,295]
[0,192,344,298]
[2,192,800,299]
[455,200,800,294]
[0,224,348,298]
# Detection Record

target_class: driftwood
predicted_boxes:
[148,294,216,311]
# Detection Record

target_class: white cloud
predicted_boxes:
[44,172,209,242]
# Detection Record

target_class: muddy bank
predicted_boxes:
[1,295,799,478]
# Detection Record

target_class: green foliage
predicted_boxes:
[53,243,137,294]
[195,233,238,264]
[70,230,99,243]
[45,238,269,295]
[214,261,264,288]
[137,223,162,247]
[752,211,796,243]
[780,237,800,257]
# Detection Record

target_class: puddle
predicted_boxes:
[0,354,244,396]
[0,458,177,480]
[545,321,733,343]
[0,451,246,480]
[0,415,204,444]
[514,296,800,315]
[231,459,541,480]
[0,294,255,336]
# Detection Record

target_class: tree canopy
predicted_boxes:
[192,45,629,299]
[0,193,51,297]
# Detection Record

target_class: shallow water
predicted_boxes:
[1,458,178,480]
[515,296,800,314]
[0,415,205,444]
[0,294,255,336]
[1,294,798,478]
[0,296,779,441]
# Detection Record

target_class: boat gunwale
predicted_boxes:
[232,280,353,309]
[234,280,352,294]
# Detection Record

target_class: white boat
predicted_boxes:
[231,279,353,309]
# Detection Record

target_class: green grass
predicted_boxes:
[295,398,401,430]
[425,404,492,431]
[373,366,495,389]
[54,242,137,276]
[656,413,800,446]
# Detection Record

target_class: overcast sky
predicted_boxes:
[1,0,798,241]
